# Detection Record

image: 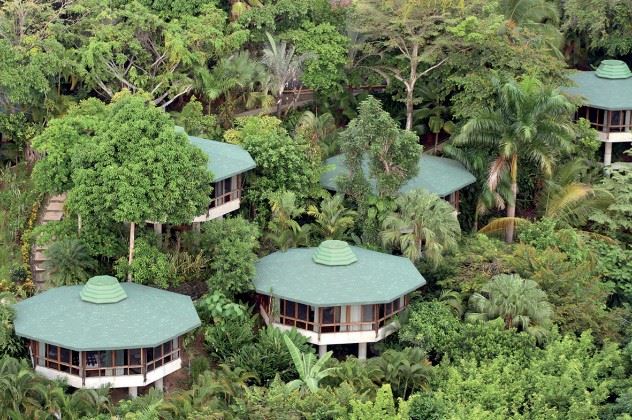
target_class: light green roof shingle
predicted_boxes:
[187,135,256,182]
[253,246,426,306]
[320,154,476,197]
[565,70,632,110]
[13,283,201,351]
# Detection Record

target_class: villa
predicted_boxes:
[320,153,476,210]
[13,276,200,397]
[253,240,426,359]
[152,127,256,235]
[565,59,632,165]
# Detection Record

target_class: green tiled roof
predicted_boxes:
[565,61,632,110]
[312,240,358,266]
[13,283,200,351]
[188,136,256,182]
[80,276,127,304]
[595,60,632,79]
[253,245,426,306]
[320,154,476,197]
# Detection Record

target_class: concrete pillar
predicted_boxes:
[604,142,613,165]
[358,342,367,360]
[128,386,138,398]
[154,377,164,392]
[192,222,201,233]
[318,344,327,358]
[153,223,162,236]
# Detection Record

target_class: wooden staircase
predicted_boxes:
[32,193,66,288]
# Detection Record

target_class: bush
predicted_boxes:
[203,315,256,363]
[230,327,313,385]
[115,239,171,288]
[199,217,260,298]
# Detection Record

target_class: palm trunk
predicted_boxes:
[505,155,518,243]
[127,222,135,282]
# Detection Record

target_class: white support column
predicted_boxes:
[128,387,138,398]
[153,223,162,236]
[358,342,367,360]
[155,377,164,392]
[318,344,327,358]
[604,142,613,165]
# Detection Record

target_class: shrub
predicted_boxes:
[115,239,171,288]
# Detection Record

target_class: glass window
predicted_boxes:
[60,347,70,364]
[283,300,296,318]
[47,344,58,358]
[361,305,374,322]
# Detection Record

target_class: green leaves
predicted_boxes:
[340,96,421,198]
[283,334,337,394]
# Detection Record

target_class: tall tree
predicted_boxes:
[450,76,574,242]
[352,0,462,130]
[78,1,248,107]
[34,93,212,279]
[381,189,460,267]
[307,194,357,240]
[260,32,313,116]
[339,96,421,199]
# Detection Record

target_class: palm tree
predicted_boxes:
[228,0,263,21]
[307,195,357,240]
[450,76,575,242]
[380,189,460,267]
[499,0,562,56]
[283,335,338,394]
[370,347,433,399]
[466,273,553,341]
[261,32,313,116]
[295,111,338,159]
[265,190,310,250]
[44,238,97,286]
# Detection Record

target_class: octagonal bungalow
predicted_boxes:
[253,240,426,359]
[565,60,632,165]
[320,153,476,211]
[13,276,200,397]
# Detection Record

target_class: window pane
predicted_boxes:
[60,347,70,364]
[130,349,141,366]
[86,351,98,367]
[362,305,374,322]
[393,298,400,312]
[297,303,308,321]
[47,345,58,359]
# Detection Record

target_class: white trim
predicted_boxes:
[192,199,241,222]
[599,131,632,143]
[35,358,182,389]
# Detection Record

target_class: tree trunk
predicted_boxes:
[127,222,135,282]
[405,88,414,131]
[505,157,519,243]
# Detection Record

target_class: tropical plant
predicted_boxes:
[261,32,313,116]
[283,335,338,394]
[370,347,433,399]
[295,111,338,159]
[199,216,260,298]
[499,0,562,55]
[0,292,22,357]
[349,384,412,420]
[381,189,460,267]
[265,190,311,250]
[449,76,575,242]
[44,238,97,286]
[307,195,357,240]
[466,274,553,341]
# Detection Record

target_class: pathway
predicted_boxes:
[32,193,66,288]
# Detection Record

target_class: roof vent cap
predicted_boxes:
[312,240,358,266]
[80,275,127,304]
[595,60,632,79]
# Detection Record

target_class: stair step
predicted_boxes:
[33,251,47,261]
[50,193,67,202]
[34,265,47,272]
[47,201,64,211]
[42,211,63,222]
